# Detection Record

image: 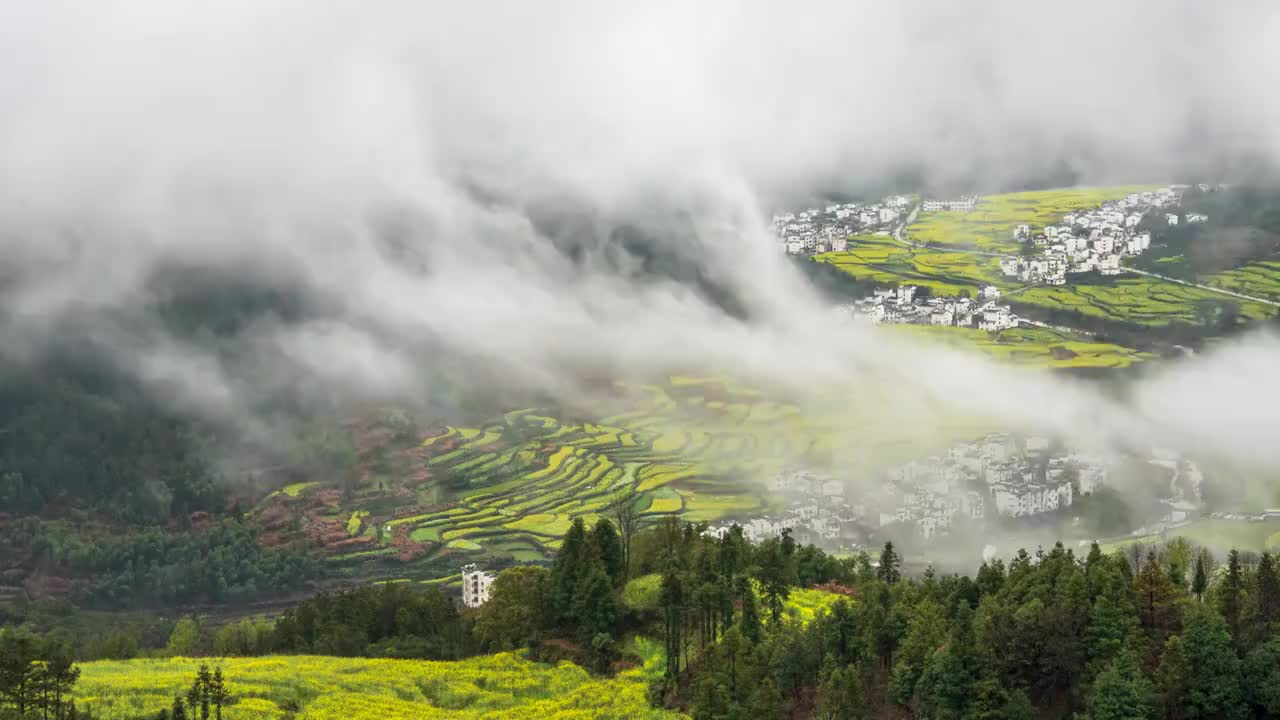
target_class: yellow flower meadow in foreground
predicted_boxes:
[73,649,686,720]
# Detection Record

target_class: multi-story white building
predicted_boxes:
[461,564,495,608]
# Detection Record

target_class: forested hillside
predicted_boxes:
[4,514,1280,719]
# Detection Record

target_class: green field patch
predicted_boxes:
[281,481,317,497]
[889,325,1152,368]
[506,513,576,538]
[642,487,685,515]
[346,511,369,536]
[908,186,1157,253]
[446,538,483,551]
[410,526,441,542]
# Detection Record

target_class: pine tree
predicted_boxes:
[1191,551,1209,602]
[878,542,901,585]
[1154,636,1188,720]
[549,518,591,629]
[737,577,762,646]
[208,668,228,720]
[1242,638,1280,716]
[570,558,617,644]
[915,608,978,719]
[746,677,784,720]
[1134,550,1183,658]
[1087,561,1139,671]
[590,519,625,587]
[659,570,686,677]
[1086,649,1157,720]
[1257,552,1280,627]
[1182,604,1245,720]
[891,599,947,704]
[1218,549,1243,645]
[815,660,864,720]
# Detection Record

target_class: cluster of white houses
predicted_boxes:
[706,469,865,547]
[836,283,1019,332]
[707,434,1208,547]
[873,434,1110,539]
[998,188,1185,285]
[774,195,913,256]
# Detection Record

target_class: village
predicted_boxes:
[773,194,913,255]
[706,434,1206,551]
[834,283,1020,331]
[997,187,1189,284]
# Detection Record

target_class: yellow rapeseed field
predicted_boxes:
[74,651,685,720]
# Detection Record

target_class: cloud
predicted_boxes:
[0,0,1279,501]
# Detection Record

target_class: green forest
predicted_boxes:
[4,515,1280,719]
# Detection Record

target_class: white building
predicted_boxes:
[1166,213,1179,226]
[461,564,495,608]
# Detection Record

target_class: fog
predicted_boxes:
[3,1,1280,508]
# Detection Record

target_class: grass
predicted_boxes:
[815,235,1006,297]
[888,325,1154,368]
[1100,517,1280,555]
[1202,260,1280,302]
[1013,277,1275,326]
[72,653,684,719]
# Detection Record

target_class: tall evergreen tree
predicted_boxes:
[549,518,592,628]
[1088,560,1139,671]
[878,542,902,585]
[1182,604,1245,720]
[1242,638,1280,716]
[1256,552,1280,627]
[1087,649,1157,720]
[1154,636,1188,720]
[570,557,617,644]
[1134,550,1183,659]
[815,659,864,720]
[591,519,625,587]
[1217,549,1243,644]
[1191,551,1209,602]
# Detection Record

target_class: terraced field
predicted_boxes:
[258,379,992,587]
[815,235,1009,296]
[816,187,1280,328]
[908,186,1159,253]
[1012,277,1276,325]
[1202,260,1280,302]
[889,326,1154,369]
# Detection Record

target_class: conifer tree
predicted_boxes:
[878,541,902,585]
[1217,549,1243,643]
[1087,649,1157,720]
[549,518,591,629]
[1182,604,1245,720]
[590,519,625,587]
[1257,552,1280,627]
[1191,551,1209,602]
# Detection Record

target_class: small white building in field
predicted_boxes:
[461,564,495,608]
